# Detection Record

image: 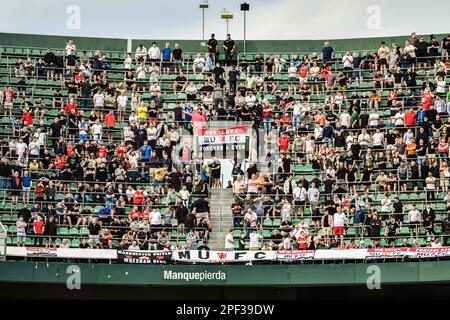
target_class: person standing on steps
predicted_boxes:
[225,228,234,251]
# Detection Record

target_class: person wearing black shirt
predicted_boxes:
[212,63,225,83]
[223,34,236,66]
[359,109,369,128]
[323,176,334,195]
[238,232,246,250]
[173,71,187,93]
[207,33,218,59]
[172,43,183,72]
[269,229,283,249]
[385,217,399,247]
[228,65,239,91]
[253,54,263,73]
[415,37,429,68]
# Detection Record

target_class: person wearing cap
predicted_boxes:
[223,33,236,66]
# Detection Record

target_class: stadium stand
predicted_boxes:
[0,32,450,254]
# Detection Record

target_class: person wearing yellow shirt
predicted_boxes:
[29,159,39,179]
[137,102,148,122]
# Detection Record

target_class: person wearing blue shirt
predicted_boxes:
[20,170,32,205]
[416,107,426,124]
[323,122,334,143]
[184,102,194,132]
[140,140,152,161]
[97,205,111,225]
[161,42,172,74]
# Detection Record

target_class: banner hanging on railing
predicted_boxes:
[7,247,450,263]
[172,250,277,263]
[197,126,247,153]
[117,250,172,264]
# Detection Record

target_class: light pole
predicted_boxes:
[221,9,233,35]
[240,3,249,55]
[199,0,209,42]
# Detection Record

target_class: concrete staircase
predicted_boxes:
[208,188,234,250]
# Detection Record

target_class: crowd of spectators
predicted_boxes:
[1,32,450,253]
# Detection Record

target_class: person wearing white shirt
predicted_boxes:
[342,51,354,73]
[293,184,307,217]
[333,208,348,243]
[93,91,105,109]
[224,229,235,251]
[408,204,421,238]
[136,63,147,81]
[245,92,256,108]
[368,109,379,127]
[65,39,76,55]
[117,93,128,110]
[394,110,405,127]
[249,230,263,250]
[307,183,319,203]
[91,120,103,142]
[193,53,206,74]
[149,209,161,226]
[372,129,384,149]
[340,109,351,128]
[148,42,161,61]
[124,53,133,70]
[135,44,147,64]
[28,137,40,158]
[16,139,27,158]
[314,125,323,140]
[281,199,292,222]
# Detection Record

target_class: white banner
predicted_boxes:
[276,250,315,261]
[406,247,450,259]
[172,250,277,263]
[6,246,450,262]
[6,247,116,259]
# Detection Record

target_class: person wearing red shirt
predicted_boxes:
[98,143,107,158]
[66,144,75,157]
[297,231,308,250]
[74,71,84,83]
[115,142,128,158]
[281,112,292,126]
[298,64,308,83]
[133,187,145,207]
[128,206,141,221]
[22,111,33,125]
[404,108,416,126]
[320,63,331,92]
[262,103,273,133]
[33,215,45,247]
[55,155,66,169]
[279,133,290,154]
[387,91,397,107]
[421,89,434,111]
[65,98,79,115]
[141,207,150,220]
[105,110,116,142]
[346,239,359,249]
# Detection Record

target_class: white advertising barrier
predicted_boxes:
[6,247,450,262]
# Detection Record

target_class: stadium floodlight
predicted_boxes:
[199,0,209,42]
[221,9,234,35]
[240,3,250,54]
